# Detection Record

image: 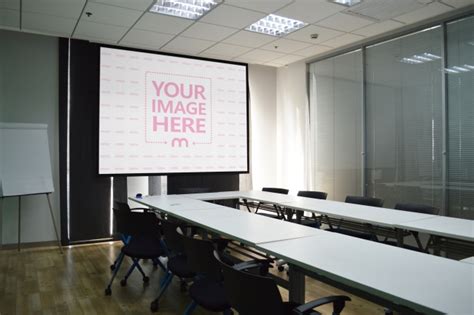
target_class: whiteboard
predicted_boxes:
[0,123,54,197]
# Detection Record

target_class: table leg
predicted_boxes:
[18,196,22,251]
[432,235,441,256]
[288,264,305,304]
[395,228,404,247]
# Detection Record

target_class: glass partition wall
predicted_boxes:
[309,14,474,219]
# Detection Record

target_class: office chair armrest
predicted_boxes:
[130,207,150,212]
[233,259,272,275]
[293,295,351,315]
[211,238,233,251]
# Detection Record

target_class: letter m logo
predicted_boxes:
[171,138,189,147]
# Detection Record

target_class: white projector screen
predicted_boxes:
[99,47,248,175]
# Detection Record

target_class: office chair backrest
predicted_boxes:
[179,230,222,281]
[161,220,185,253]
[345,196,384,207]
[394,203,439,215]
[114,201,131,212]
[297,190,328,200]
[113,208,160,238]
[215,251,284,315]
[262,187,289,195]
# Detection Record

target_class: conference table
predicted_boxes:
[131,192,474,315]
[183,190,474,249]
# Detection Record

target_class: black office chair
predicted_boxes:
[150,220,196,312]
[326,196,384,241]
[110,201,151,271]
[105,209,165,296]
[291,190,328,224]
[345,196,384,207]
[382,203,439,252]
[248,187,289,219]
[178,229,233,315]
[215,251,350,315]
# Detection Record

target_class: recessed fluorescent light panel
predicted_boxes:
[400,52,441,64]
[246,14,307,37]
[444,65,474,74]
[149,0,220,20]
[329,0,362,7]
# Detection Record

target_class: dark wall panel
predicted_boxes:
[168,174,239,194]
[68,39,111,242]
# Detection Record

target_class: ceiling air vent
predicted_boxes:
[343,0,433,22]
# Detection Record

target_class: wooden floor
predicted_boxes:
[0,242,384,315]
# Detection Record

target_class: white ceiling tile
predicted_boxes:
[121,28,174,48]
[89,0,153,11]
[275,0,344,24]
[198,52,234,61]
[0,8,19,29]
[260,38,312,53]
[0,0,19,10]
[200,4,265,29]
[74,20,128,41]
[120,41,162,52]
[222,30,275,47]
[201,42,252,57]
[316,12,374,32]
[393,2,452,24]
[322,33,365,48]
[135,12,193,35]
[293,44,332,57]
[180,22,238,41]
[223,0,293,13]
[22,0,86,19]
[238,48,286,62]
[79,2,143,27]
[162,36,215,55]
[285,24,343,44]
[270,54,305,65]
[440,0,474,8]
[22,12,77,37]
[352,20,404,37]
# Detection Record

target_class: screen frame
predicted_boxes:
[97,44,250,176]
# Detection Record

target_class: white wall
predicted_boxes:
[0,30,60,245]
[127,176,149,208]
[245,64,277,190]
[276,62,309,192]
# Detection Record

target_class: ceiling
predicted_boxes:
[0,0,472,67]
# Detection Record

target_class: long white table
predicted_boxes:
[395,216,474,243]
[130,194,474,314]
[182,190,474,245]
[259,233,474,315]
[132,196,324,246]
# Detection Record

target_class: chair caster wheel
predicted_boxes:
[278,266,284,272]
[180,281,187,292]
[110,264,115,271]
[105,287,112,296]
[143,276,150,283]
[150,301,159,312]
[120,279,127,286]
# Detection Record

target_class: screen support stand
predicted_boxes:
[15,193,63,254]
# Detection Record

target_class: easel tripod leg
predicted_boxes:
[46,194,63,254]
[18,196,21,252]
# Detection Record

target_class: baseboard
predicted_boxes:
[0,240,59,251]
